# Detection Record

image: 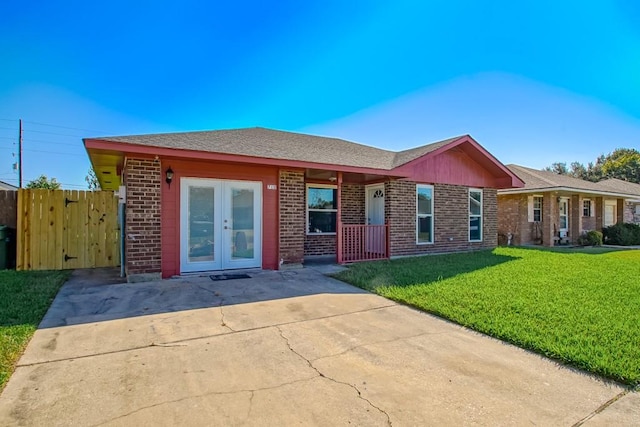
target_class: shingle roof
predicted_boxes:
[596,178,640,197]
[92,127,463,170]
[503,165,639,197]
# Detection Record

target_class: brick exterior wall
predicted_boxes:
[497,193,609,246]
[304,183,365,257]
[124,158,161,280]
[341,184,365,224]
[279,170,305,265]
[304,235,336,256]
[497,194,533,245]
[625,201,640,224]
[385,180,497,257]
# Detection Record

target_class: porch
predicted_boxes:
[303,170,392,265]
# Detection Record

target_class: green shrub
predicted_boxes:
[577,230,603,246]
[603,223,640,246]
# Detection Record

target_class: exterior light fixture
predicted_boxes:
[165,167,174,187]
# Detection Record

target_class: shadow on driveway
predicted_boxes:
[40,267,367,328]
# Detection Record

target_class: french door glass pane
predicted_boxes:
[189,187,215,262]
[231,188,254,259]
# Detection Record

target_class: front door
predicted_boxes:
[180,178,262,272]
[559,198,569,233]
[366,185,385,254]
[604,201,617,227]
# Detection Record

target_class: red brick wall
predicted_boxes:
[304,235,336,256]
[303,183,365,257]
[279,169,305,265]
[386,180,497,256]
[498,194,544,245]
[124,158,161,278]
[342,184,365,224]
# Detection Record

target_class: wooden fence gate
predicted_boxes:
[17,189,120,270]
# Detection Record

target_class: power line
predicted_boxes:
[22,120,107,134]
[23,149,86,156]
[22,137,82,147]
[24,128,86,138]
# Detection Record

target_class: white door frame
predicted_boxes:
[559,197,569,233]
[604,199,617,227]
[180,178,262,273]
[365,184,385,225]
[365,184,385,254]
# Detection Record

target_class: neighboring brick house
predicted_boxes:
[0,180,17,191]
[84,128,523,282]
[596,178,640,225]
[497,165,639,246]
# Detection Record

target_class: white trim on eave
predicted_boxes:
[497,186,638,199]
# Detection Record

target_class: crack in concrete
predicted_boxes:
[310,331,441,363]
[90,377,317,427]
[571,388,634,426]
[276,326,392,426]
[20,303,397,368]
[218,298,236,332]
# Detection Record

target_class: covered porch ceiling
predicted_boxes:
[305,168,400,184]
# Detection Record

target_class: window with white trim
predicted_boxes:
[469,189,482,242]
[416,185,433,244]
[533,196,543,222]
[307,185,337,234]
[583,199,592,217]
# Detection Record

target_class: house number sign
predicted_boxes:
[267,185,277,190]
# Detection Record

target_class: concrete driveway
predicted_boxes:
[0,267,638,426]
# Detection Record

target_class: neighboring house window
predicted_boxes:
[529,196,543,222]
[307,185,337,234]
[416,185,433,244]
[469,189,482,242]
[583,199,592,217]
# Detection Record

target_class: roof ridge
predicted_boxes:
[509,164,559,187]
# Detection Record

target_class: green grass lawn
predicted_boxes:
[335,247,640,386]
[0,270,70,391]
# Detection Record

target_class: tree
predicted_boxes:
[85,167,99,190]
[26,175,61,190]
[600,148,640,183]
[543,148,639,183]
[543,162,569,175]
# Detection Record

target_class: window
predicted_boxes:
[533,196,543,222]
[307,185,337,234]
[469,189,482,242]
[583,199,592,217]
[416,185,433,244]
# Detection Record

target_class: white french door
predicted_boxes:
[180,178,262,272]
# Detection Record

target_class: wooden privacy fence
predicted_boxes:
[17,189,120,270]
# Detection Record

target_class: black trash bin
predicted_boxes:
[0,225,7,270]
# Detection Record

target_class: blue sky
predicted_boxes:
[1,1,639,188]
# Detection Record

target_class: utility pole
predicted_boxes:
[18,118,23,188]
